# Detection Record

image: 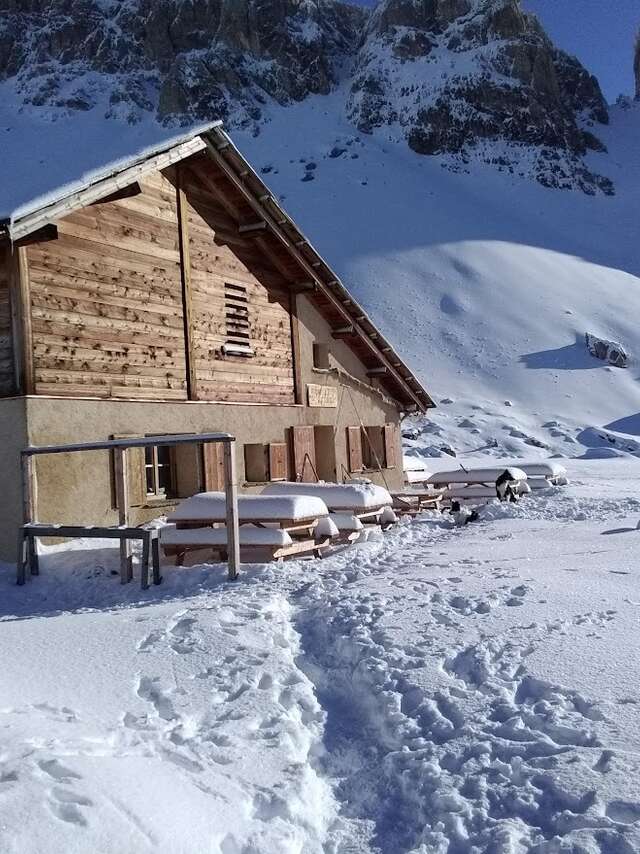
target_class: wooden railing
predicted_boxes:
[19,433,241,583]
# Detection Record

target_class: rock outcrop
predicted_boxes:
[0,0,616,192]
[0,0,366,125]
[346,0,612,193]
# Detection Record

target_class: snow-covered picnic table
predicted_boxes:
[163,492,335,563]
[261,481,396,541]
[426,466,528,486]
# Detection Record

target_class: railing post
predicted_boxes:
[114,446,131,583]
[20,452,38,578]
[223,440,240,581]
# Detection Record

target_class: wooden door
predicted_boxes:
[290,426,317,482]
[384,424,397,469]
[269,443,288,481]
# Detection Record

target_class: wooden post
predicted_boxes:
[114,446,131,583]
[140,531,150,591]
[176,172,198,400]
[9,247,35,396]
[223,441,240,581]
[21,453,36,524]
[20,452,38,577]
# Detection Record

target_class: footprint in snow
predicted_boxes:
[48,787,93,826]
[38,759,81,783]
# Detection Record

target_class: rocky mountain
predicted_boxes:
[0,0,366,125]
[0,0,621,193]
[347,0,612,193]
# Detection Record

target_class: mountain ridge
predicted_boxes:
[0,0,618,193]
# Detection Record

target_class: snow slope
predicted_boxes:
[2,459,640,853]
[232,91,640,460]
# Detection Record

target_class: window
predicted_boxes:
[313,342,330,370]
[145,445,175,499]
[223,282,254,356]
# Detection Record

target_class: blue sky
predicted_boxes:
[352,0,639,102]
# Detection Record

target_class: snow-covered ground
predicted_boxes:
[2,458,640,853]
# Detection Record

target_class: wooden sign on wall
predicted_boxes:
[307,383,338,408]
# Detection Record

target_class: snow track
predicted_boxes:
[293,513,640,854]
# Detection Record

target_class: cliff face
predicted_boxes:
[0,0,616,193]
[346,0,611,193]
[0,0,366,125]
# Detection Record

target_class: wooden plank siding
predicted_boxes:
[17,159,296,405]
[179,161,296,405]
[25,172,188,400]
[0,248,15,395]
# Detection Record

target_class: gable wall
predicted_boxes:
[180,163,296,405]
[25,171,188,400]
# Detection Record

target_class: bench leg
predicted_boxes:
[140,534,150,591]
[152,535,162,585]
[16,531,26,586]
[28,536,40,576]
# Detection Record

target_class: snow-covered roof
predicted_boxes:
[0,120,221,228]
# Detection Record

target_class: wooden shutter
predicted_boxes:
[269,443,288,481]
[290,426,316,482]
[203,442,225,491]
[112,434,146,508]
[347,426,363,473]
[384,424,397,469]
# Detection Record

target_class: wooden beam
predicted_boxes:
[291,281,315,292]
[289,292,303,405]
[8,246,34,395]
[90,182,141,206]
[13,224,58,248]
[238,221,267,234]
[176,171,198,400]
[367,367,388,377]
[332,325,355,339]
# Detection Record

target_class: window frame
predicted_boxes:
[144,444,177,501]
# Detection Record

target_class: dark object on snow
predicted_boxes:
[495,470,519,503]
[450,501,480,525]
[585,333,627,368]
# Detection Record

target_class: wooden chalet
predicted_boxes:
[0,122,433,560]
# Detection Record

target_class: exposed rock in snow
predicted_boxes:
[585,333,628,368]
[346,0,612,193]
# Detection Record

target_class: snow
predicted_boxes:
[168,492,329,522]
[427,466,528,484]
[160,525,294,547]
[262,481,393,510]
[2,459,640,852]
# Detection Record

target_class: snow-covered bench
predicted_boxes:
[426,466,528,506]
[391,490,445,516]
[512,462,568,488]
[164,492,334,563]
[261,481,396,540]
[160,524,331,563]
